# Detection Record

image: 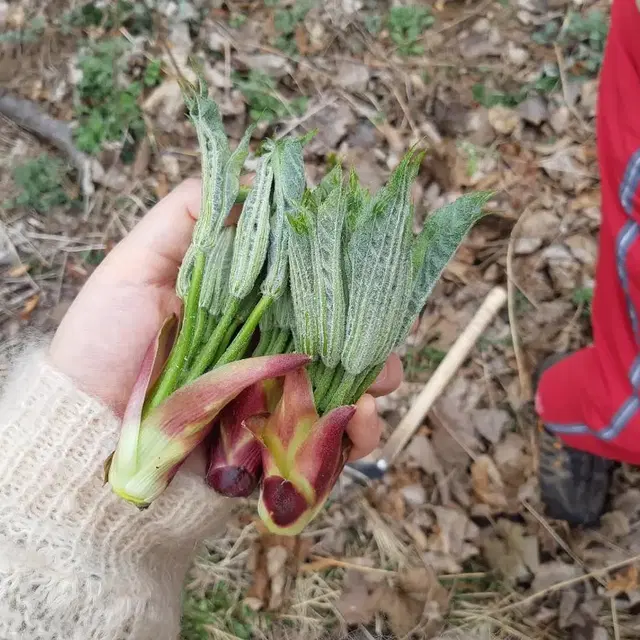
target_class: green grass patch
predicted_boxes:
[6,155,75,214]
[404,345,447,380]
[532,9,608,76]
[387,5,435,56]
[181,583,262,640]
[73,38,160,157]
[234,69,307,123]
[272,0,314,54]
[65,0,153,35]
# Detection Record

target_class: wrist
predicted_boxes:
[0,349,231,564]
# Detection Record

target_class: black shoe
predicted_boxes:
[536,355,615,527]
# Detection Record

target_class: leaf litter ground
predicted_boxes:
[1,0,638,638]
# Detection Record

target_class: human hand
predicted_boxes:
[50,179,403,462]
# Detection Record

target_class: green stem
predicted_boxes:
[317,365,344,412]
[252,329,273,357]
[236,185,250,203]
[263,328,282,356]
[348,362,385,405]
[285,337,295,353]
[188,307,209,361]
[313,364,336,407]
[266,329,290,356]
[146,250,206,411]
[216,296,273,366]
[203,313,217,344]
[324,372,357,412]
[185,298,240,383]
[308,360,323,386]
[213,318,241,364]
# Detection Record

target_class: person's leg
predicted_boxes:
[536,354,616,526]
[535,0,640,525]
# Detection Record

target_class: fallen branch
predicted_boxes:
[0,90,94,197]
[493,552,640,614]
[506,209,534,402]
[380,286,508,466]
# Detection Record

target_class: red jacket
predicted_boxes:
[536,0,640,463]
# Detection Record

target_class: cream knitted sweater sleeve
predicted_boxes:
[0,350,231,640]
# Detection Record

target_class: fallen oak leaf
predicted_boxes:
[606,565,639,596]
[471,455,508,509]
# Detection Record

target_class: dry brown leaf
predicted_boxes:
[336,570,380,626]
[531,561,582,592]
[7,263,30,277]
[606,565,639,596]
[20,294,39,320]
[471,455,508,509]
[133,136,151,178]
[472,408,511,444]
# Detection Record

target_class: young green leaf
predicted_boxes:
[261,137,306,300]
[198,226,236,316]
[342,149,422,374]
[399,191,492,340]
[220,124,255,220]
[185,84,230,250]
[309,179,347,368]
[287,204,319,356]
[229,152,274,300]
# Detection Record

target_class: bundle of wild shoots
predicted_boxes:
[105,81,491,535]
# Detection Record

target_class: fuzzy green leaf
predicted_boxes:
[287,206,318,355]
[261,137,306,300]
[342,149,422,374]
[220,124,255,220]
[399,191,492,339]
[229,152,274,300]
[198,226,236,316]
[309,180,347,368]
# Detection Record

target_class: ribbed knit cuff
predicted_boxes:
[0,350,230,639]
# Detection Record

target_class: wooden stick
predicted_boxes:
[380,286,507,465]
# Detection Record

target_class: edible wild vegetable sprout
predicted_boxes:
[106,81,492,535]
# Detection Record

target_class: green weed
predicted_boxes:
[572,286,594,319]
[181,582,258,640]
[533,9,608,76]
[73,38,146,155]
[143,59,163,87]
[404,345,447,380]
[273,0,314,54]
[234,69,308,123]
[65,0,153,35]
[387,5,435,56]
[6,155,74,214]
[228,12,248,28]
[0,16,46,44]
[472,67,559,108]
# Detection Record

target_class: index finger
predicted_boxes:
[367,353,404,397]
[101,178,202,284]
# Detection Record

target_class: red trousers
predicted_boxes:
[536,0,640,464]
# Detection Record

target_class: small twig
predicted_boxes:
[430,407,478,462]
[554,44,590,132]
[493,553,640,614]
[0,91,95,198]
[521,499,607,587]
[275,96,337,140]
[506,209,534,402]
[380,76,419,138]
[611,597,621,640]
[224,38,232,103]
[300,556,394,575]
[433,0,493,34]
